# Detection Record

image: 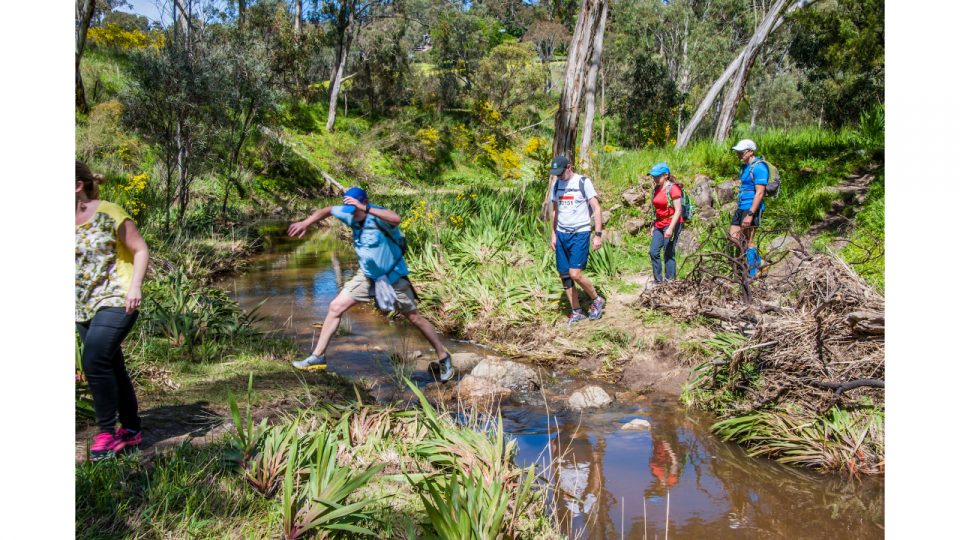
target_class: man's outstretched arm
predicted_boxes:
[288,206,334,238]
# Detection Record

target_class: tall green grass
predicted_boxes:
[388,184,620,340]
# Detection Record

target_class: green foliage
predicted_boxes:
[143,267,263,359]
[474,42,547,120]
[789,0,885,127]
[840,174,884,291]
[75,334,95,419]
[405,381,541,538]
[430,9,504,110]
[281,425,383,539]
[613,52,682,147]
[354,19,413,114]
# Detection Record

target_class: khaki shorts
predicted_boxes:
[342,273,419,313]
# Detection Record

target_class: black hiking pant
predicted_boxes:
[77,307,141,434]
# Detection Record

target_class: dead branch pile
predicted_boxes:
[638,248,885,413]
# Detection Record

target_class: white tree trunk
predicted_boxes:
[712,0,790,142]
[294,0,302,35]
[578,0,608,171]
[326,37,351,131]
[325,4,355,132]
[675,0,818,148]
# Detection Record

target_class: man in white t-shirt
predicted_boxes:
[549,155,606,326]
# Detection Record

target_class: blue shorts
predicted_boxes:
[556,231,590,276]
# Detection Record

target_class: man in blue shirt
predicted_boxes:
[286,187,454,381]
[729,139,767,278]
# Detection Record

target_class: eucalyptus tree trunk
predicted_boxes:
[294,0,302,35]
[552,0,604,160]
[239,0,246,29]
[674,0,817,148]
[326,3,356,132]
[75,0,96,113]
[546,0,605,220]
[712,0,789,142]
[173,0,191,41]
[578,0,608,171]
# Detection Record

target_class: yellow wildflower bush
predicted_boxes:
[479,136,521,181]
[476,101,502,125]
[523,136,547,157]
[88,23,164,51]
[103,172,149,218]
[416,127,441,150]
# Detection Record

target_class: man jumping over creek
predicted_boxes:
[549,155,606,327]
[287,187,454,382]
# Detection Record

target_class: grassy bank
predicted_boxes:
[77,379,562,539]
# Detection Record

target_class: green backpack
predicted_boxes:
[664,181,696,221]
[750,157,781,198]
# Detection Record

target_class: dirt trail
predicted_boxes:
[808,166,877,237]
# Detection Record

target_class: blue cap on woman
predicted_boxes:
[649,162,670,177]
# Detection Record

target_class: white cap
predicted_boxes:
[732,139,757,152]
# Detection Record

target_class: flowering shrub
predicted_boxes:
[88,23,164,50]
[478,136,521,181]
[523,136,547,157]
[416,127,441,150]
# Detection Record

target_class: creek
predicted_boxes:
[221,229,883,539]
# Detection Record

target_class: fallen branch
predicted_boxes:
[259,126,345,194]
[810,378,885,395]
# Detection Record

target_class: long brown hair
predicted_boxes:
[76,160,104,212]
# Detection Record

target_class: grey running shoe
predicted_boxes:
[567,310,588,327]
[292,354,327,371]
[588,296,606,320]
[438,353,454,383]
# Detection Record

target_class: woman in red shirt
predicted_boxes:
[648,162,684,282]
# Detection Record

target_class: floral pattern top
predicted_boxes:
[76,201,134,321]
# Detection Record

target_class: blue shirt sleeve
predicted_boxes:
[752,163,769,185]
[330,205,356,227]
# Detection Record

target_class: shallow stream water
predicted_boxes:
[222,230,883,539]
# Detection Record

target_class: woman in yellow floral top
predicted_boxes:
[76,161,150,461]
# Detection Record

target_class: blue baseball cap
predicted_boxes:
[649,162,670,177]
[342,186,368,213]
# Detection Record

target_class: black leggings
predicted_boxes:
[77,307,141,433]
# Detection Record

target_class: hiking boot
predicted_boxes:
[438,353,454,383]
[292,354,327,371]
[112,427,142,453]
[89,432,118,462]
[567,310,587,327]
[588,297,606,320]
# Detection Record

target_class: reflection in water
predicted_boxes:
[226,229,884,540]
[510,400,883,540]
